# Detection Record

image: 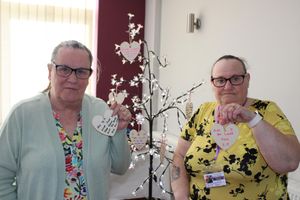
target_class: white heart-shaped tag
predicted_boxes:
[108,91,125,104]
[115,93,125,104]
[211,123,239,150]
[92,110,119,136]
[129,129,148,150]
[120,41,141,62]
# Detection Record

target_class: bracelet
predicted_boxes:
[248,111,262,128]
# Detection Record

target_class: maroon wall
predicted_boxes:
[96,0,145,111]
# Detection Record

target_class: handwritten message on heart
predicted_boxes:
[129,129,148,151]
[211,123,239,150]
[120,41,140,62]
[92,110,118,137]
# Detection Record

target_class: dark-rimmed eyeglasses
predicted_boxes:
[211,74,247,88]
[52,62,93,79]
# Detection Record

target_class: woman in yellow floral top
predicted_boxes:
[171,55,300,200]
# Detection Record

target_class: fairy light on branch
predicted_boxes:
[130,142,174,195]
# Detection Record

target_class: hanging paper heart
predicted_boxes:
[160,139,167,163]
[92,110,118,136]
[120,41,141,62]
[129,129,148,150]
[211,123,239,150]
[108,91,125,104]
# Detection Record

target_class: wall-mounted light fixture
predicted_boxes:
[187,13,201,33]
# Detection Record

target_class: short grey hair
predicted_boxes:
[211,55,247,75]
[43,40,93,93]
[51,40,93,66]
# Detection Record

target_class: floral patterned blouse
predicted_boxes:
[53,112,87,200]
[180,99,295,200]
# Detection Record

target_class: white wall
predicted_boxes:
[145,0,300,193]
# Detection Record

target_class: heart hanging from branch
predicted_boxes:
[120,41,141,63]
[129,129,148,150]
[108,91,125,104]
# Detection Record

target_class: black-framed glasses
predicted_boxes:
[52,62,93,79]
[211,74,247,88]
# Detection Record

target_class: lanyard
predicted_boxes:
[213,105,221,161]
[213,145,220,161]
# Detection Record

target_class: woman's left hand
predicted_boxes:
[110,103,132,130]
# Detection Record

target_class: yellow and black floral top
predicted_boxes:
[180,99,295,200]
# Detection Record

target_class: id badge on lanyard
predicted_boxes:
[203,146,226,188]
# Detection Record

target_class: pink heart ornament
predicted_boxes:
[211,123,239,150]
[92,110,119,136]
[120,41,140,62]
[129,129,148,150]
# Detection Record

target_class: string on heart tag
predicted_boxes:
[92,110,119,137]
[211,106,239,150]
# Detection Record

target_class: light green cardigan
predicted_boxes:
[0,93,131,200]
